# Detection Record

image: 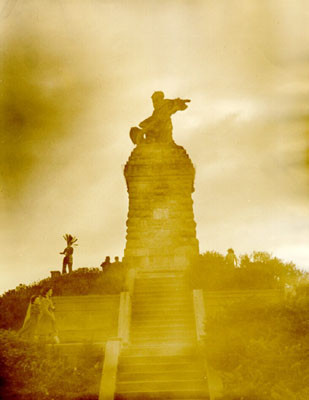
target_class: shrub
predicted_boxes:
[0,266,125,330]
[191,251,303,291]
[0,330,103,400]
[204,293,309,400]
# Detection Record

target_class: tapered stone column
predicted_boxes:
[123,141,199,270]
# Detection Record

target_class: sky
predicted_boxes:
[1,0,308,294]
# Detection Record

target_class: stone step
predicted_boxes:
[134,281,187,288]
[131,311,194,318]
[135,275,186,281]
[135,286,189,294]
[130,332,196,340]
[130,325,194,335]
[119,355,195,367]
[130,334,195,343]
[130,329,195,338]
[130,321,196,336]
[132,300,193,313]
[118,370,204,383]
[134,279,187,285]
[134,289,188,295]
[132,290,193,300]
[131,339,195,346]
[133,296,190,302]
[131,316,193,324]
[131,310,193,319]
[59,330,114,343]
[132,293,193,304]
[116,379,208,393]
[135,278,188,288]
[115,390,209,399]
[136,272,186,279]
[121,344,196,357]
[134,284,186,292]
[133,287,192,298]
[132,299,193,312]
[130,335,196,343]
[134,289,189,296]
[132,306,193,314]
[131,321,193,329]
[133,298,191,306]
[132,306,192,314]
[118,361,199,373]
[131,316,194,324]
[134,283,188,288]
[130,329,196,339]
[130,317,195,326]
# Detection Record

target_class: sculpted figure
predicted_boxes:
[37,288,60,344]
[18,295,41,341]
[130,91,190,145]
[60,234,78,274]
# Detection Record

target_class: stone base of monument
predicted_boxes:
[123,142,199,271]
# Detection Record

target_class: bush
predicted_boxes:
[0,266,125,330]
[191,251,303,291]
[0,330,103,400]
[204,293,309,400]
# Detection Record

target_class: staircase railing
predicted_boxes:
[98,339,121,400]
[117,291,131,345]
[193,289,206,344]
[193,289,223,400]
[99,268,136,400]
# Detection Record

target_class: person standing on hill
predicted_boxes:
[100,256,111,272]
[113,256,121,267]
[60,234,78,274]
[18,295,41,341]
[37,287,59,344]
[226,248,238,267]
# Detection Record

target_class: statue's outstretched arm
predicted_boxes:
[167,98,191,115]
[175,98,191,111]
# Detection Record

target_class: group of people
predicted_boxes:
[19,287,59,344]
[100,256,121,272]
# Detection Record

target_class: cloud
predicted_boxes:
[0,6,105,204]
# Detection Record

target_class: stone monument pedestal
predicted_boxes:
[123,142,199,270]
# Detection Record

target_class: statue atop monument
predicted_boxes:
[130,91,190,145]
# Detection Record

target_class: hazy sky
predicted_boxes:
[1,0,309,293]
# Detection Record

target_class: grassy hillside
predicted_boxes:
[0,330,103,400]
[0,266,125,331]
[191,251,305,291]
[205,292,309,400]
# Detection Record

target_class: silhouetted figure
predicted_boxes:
[60,234,78,274]
[37,288,59,344]
[101,256,111,272]
[226,248,238,267]
[130,91,190,145]
[113,256,121,267]
[19,295,41,341]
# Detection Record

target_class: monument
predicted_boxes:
[123,91,199,270]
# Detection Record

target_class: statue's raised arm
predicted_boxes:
[129,91,190,145]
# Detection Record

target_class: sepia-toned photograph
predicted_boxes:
[1,1,309,399]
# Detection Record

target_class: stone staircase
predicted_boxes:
[114,271,209,399]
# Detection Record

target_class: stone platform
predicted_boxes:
[53,295,120,343]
